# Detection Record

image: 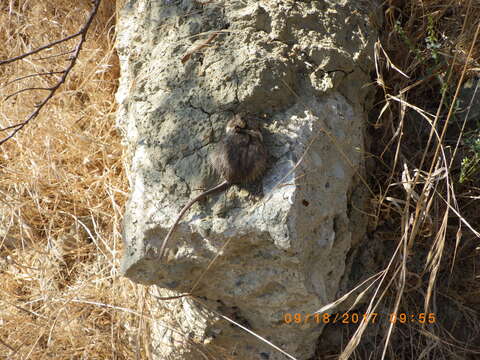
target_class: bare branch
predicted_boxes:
[0,122,27,132]
[0,0,102,146]
[3,71,65,86]
[1,30,82,66]
[33,49,75,61]
[4,87,52,102]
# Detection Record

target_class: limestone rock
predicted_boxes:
[117,0,378,359]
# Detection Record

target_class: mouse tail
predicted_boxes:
[159,180,230,259]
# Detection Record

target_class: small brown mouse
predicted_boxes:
[158,113,268,259]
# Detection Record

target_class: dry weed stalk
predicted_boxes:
[329,1,480,359]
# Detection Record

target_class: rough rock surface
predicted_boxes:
[117,0,378,359]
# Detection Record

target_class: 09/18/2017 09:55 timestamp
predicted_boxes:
[283,312,437,325]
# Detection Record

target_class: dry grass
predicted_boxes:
[324,1,480,359]
[2,0,480,359]
[0,1,148,358]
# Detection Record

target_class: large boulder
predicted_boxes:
[117,1,378,359]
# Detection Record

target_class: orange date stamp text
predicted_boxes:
[283,312,436,325]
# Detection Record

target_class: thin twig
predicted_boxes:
[4,87,52,101]
[0,33,82,66]
[3,71,65,86]
[152,293,192,300]
[33,49,75,61]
